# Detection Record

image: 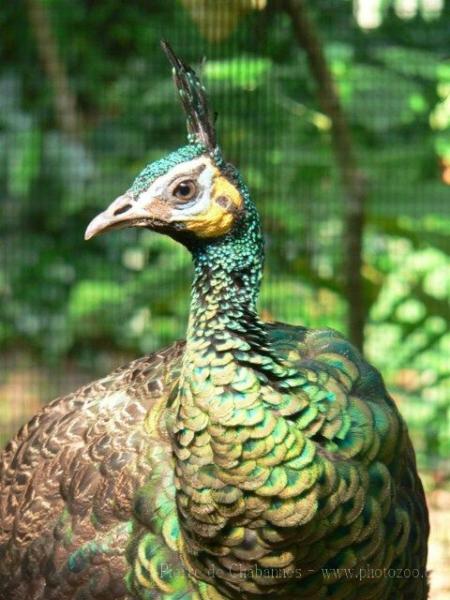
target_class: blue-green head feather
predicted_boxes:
[128,144,206,198]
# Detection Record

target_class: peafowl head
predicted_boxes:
[85,41,263,276]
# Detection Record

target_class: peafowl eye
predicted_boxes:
[0,41,429,600]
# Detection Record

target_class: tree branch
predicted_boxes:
[26,0,81,138]
[281,0,367,351]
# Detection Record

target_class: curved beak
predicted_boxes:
[84,194,153,240]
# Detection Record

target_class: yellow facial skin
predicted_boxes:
[184,170,243,238]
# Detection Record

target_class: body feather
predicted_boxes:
[0,344,185,599]
[1,326,429,599]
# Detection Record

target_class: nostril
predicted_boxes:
[113,204,132,216]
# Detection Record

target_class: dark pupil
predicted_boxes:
[178,183,192,196]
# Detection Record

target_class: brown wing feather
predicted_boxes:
[0,341,184,600]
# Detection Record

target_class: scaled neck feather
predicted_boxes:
[186,175,266,352]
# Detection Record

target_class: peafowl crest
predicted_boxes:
[0,42,429,600]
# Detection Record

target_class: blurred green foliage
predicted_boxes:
[0,0,449,466]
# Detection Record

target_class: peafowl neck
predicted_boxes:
[171,177,298,520]
[185,171,266,349]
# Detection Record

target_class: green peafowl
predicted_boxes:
[0,42,429,600]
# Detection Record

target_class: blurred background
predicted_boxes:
[0,0,449,596]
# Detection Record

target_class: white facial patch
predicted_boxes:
[171,162,215,220]
[133,155,216,221]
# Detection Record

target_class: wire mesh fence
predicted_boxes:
[1,1,449,472]
[1,2,449,597]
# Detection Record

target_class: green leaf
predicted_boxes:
[373,47,439,81]
[341,65,423,132]
[7,126,41,198]
[68,280,127,320]
[205,57,272,89]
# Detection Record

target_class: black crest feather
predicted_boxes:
[161,40,217,151]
